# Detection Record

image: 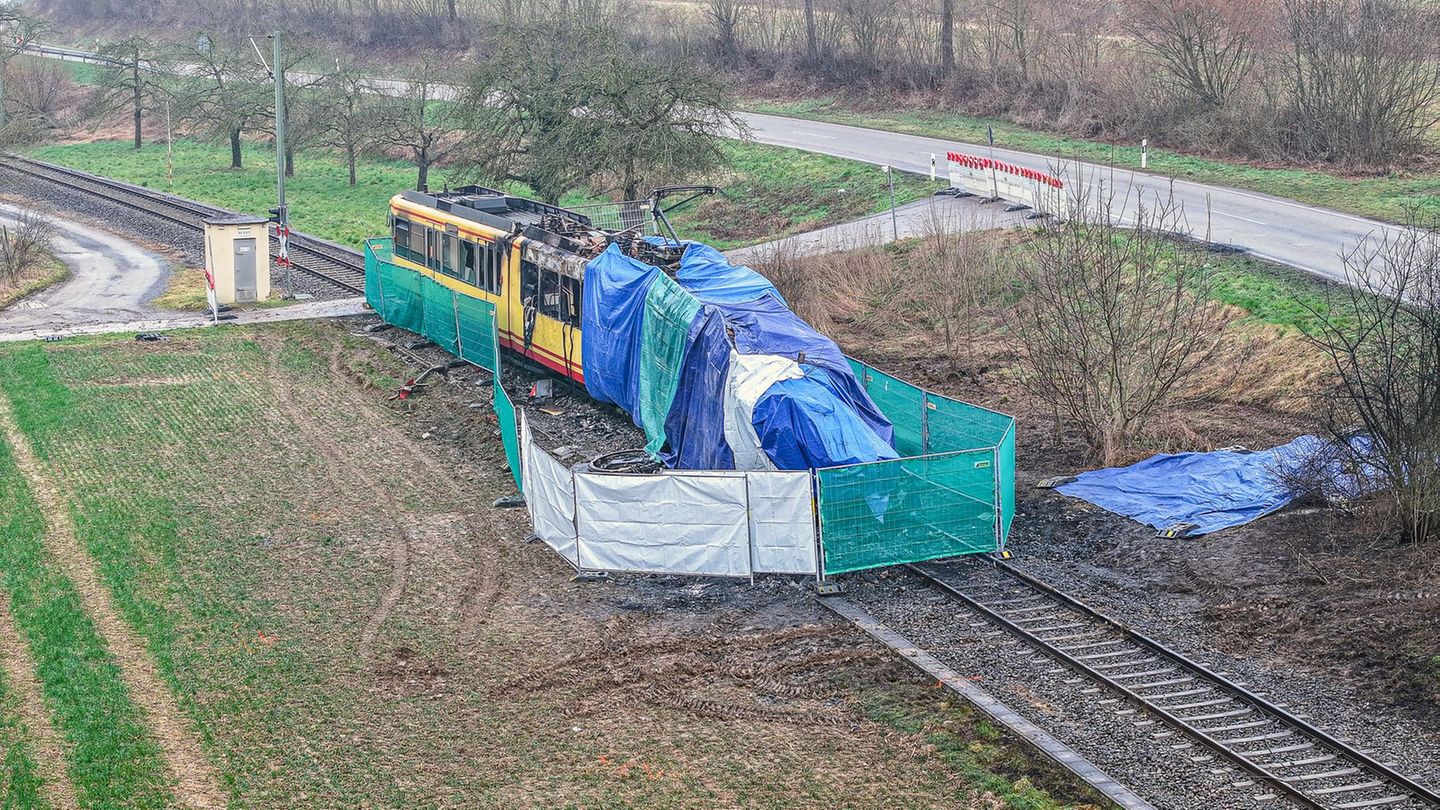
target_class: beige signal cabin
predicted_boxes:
[203,215,271,304]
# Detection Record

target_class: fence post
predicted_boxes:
[452,289,464,360]
[921,392,931,455]
[813,471,826,584]
[992,436,1004,554]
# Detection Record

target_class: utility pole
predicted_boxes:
[270,30,292,297]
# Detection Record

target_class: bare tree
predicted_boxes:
[1011,186,1231,463]
[374,57,465,191]
[0,1,46,138]
[1127,0,1259,108]
[458,21,740,202]
[1306,220,1440,543]
[939,0,955,75]
[0,207,56,286]
[173,34,272,170]
[913,206,1011,376]
[313,62,383,186]
[1281,0,1440,165]
[703,0,747,61]
[88,36,174,149]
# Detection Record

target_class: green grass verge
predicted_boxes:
[741,97,1440,225]
[28,136,933,251]
[0,346,175,810]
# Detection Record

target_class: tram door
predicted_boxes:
[234,239,258,302]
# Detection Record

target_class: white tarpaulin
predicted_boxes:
[522,427,579,566]
[573,472,752,577]
[746,472,817,574]
[723,352,804,471]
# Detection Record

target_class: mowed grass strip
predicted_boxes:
[28,137,933,251]
[0,349,174,809]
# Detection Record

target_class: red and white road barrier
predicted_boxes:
[946,151,1064,217]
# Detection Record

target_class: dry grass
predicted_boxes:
[0,253,67,311]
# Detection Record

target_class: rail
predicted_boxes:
[0,154,365,294]
[908,559,1440,810]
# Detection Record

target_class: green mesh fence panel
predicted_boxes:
[495,372,522,492]
[365,239,390,310]
[455,294,500,373]
[365,238,517,490]
[998,422,1016,543]
[926,395,1013,454]
[422,281,461,356]
[637,274,702,457]
[856,364,925,457]
[817,450,1000,576]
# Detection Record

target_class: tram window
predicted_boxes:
[440,233,459,277]
[392,216,417,261]
[487,243,504,294]
[560,276,582,326]
[425,227,439,271]
[460,241,478,286]
[520,259,538,306]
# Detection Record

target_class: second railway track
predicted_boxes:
[901,558,1440,810]
[0,154,367,295]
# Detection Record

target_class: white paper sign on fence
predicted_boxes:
[573,472,752,577]
[746,472,817,574]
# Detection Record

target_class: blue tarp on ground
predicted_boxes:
[581,244,659,419]
[1056,435,1353,535]
[660,306,734,470]
[752,365,900,470]
[677,242,785,305]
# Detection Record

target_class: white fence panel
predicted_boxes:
[523,437,580,566]
[746,472,817,574]
[573,472,752,577]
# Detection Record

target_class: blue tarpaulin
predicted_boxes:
[752,365,899,470]
[1057,435,1354,535]
[582,241,896,472]
[660,306,734,470]
[715,294,893,448]
[581,244,659,419]
[677,242,785,305]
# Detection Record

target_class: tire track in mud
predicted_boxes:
[0,397,227,810]
[324,347,506,645]
[0,594,79,809]
[266,347,411,647]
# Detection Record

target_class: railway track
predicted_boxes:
[0,154,366,295]
[906,558,1440,810]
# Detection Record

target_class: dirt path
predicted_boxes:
[0,594,78,809]
[0,397,226,810]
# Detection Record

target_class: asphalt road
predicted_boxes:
[0,203,171,336]
[738,112,1407,285]
[20,43,1411,284]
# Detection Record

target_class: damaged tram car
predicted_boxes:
[386,185,897,472]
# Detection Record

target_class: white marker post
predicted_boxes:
[1141,138,1149,170]
[881,164,898,240]
[929,153,936,182]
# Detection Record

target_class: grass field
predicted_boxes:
[28,137,934,251]
[742,97,1440,226]
[0,322,1096,808]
